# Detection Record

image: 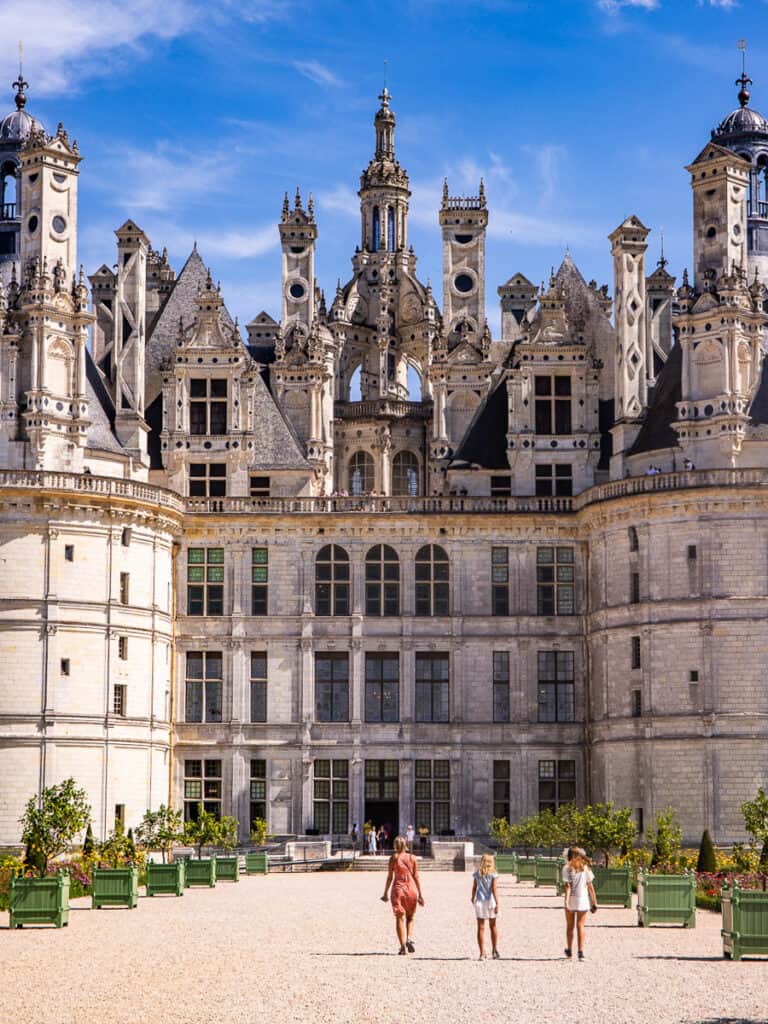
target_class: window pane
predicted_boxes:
[205,681,222,722]
[185,681,202,722]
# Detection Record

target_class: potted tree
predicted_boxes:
[182,805,219,887]
[246,817,271,876]
[136,805,185,896]
[576,802,636,908]
[213,816,241,882]
[11,778,91,928]
[92,822,139,909]
[489,817,516,875]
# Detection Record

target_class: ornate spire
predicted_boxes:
[12,72,28,111]
[736,38,752,108]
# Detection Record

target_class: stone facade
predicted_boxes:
[1,74,768,845]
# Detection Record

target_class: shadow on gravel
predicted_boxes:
[310,952,395,958]
[634,955,723,962]
[685,1019,767,1024]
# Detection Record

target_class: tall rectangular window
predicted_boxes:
[414,760,450,834]
[250,652,267,723]
[536,546,574,615]
[119,572,130,605]
[491,547,510,616]
[64,544,74,562]
[631,635,641,670]
[113,684,126,717]
[537,651,575,723]
[490,475,512,497]
[631,689,642,717]
[493,652,510,723]
[185,651,223,723]
[313,759,349,834]
[184,759,222,821]
[189,378,227,435]
[535,463,573,497]
[493,761,511,821]
[538,759,576,813]
[251,547,268,615]
[187,548,224,616]
[118,636,128,660]
[315,653,350,723]
[189,463,227,497]
[534,375,572,435]
[415,653,449,723]
[250,759,267,828]
[630,572,640,604]
[365,653,399,722]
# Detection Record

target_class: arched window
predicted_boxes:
[365,544,400,616]
[349,451,374,496]
[372,207,380,251]
[315,544,350,616]
[1,161,17,216]
[392,451,420,496]
[415,544,449,616]
[628,526,638,552]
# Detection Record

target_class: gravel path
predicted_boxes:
[2,873,765,1024]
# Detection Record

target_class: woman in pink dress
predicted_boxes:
[380,835,425,954]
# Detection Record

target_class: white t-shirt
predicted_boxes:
[562,864,594,912]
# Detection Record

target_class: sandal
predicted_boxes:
[406,940,415,953]
[398,946,407,955]
[492,950,500,960]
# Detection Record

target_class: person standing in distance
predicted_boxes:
[381,835,425,954]
[562,848,597,960]
[471,853,500,960]
[405,824,415,852]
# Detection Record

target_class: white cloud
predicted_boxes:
[0,0,290,95]
[698,0,737,6]
[97,143,231,213]
[0,0,192,94]
[318,184,359,217]
[597,0,659,11]
[293,60,342,87]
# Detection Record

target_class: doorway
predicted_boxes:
[364,759,399,851]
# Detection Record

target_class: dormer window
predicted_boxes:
[189,462,226,497]
[189,378,227,435]
[534,375,572,435]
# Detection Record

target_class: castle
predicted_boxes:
[1,66,767,846]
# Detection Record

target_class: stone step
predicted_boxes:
[352,856,465,872]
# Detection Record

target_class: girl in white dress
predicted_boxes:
[562,849,597,960]
[471,854,500,960]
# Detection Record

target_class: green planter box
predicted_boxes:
[92,866,139,909]
[495,854,517,876]
[593,865,632,908]
[245,853,269,875]
[146,860,185,896]
[722,884,768,960]
[516,857,536,882]
[10,872,70,928]
[215,856,240,882]
[534,857,563,889]
[185,858,217,888]
[637,870,696,927]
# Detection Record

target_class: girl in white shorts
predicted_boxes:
[562,848,597,960]
[471,854,500,960]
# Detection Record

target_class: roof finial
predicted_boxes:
[736,38,752,108]
[13,40,28,111]
[658,229,668,270]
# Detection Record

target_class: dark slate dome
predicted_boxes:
[0,75,44,145]
[713,104,768,141]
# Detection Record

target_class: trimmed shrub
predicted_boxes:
[697,829,716,873]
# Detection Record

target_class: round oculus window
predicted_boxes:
[52,215,67,233]
[454,273,474,293]
[454,233,473,244]
[289,282,305,300]
[27,215,38,233]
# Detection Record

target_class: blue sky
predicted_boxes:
[1,0,766,334]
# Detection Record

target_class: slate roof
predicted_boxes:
[628,342,682,456]
[248,370,310,471]
[450,377,509,469]
[145,247,234,404]
[85,350,124,455]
